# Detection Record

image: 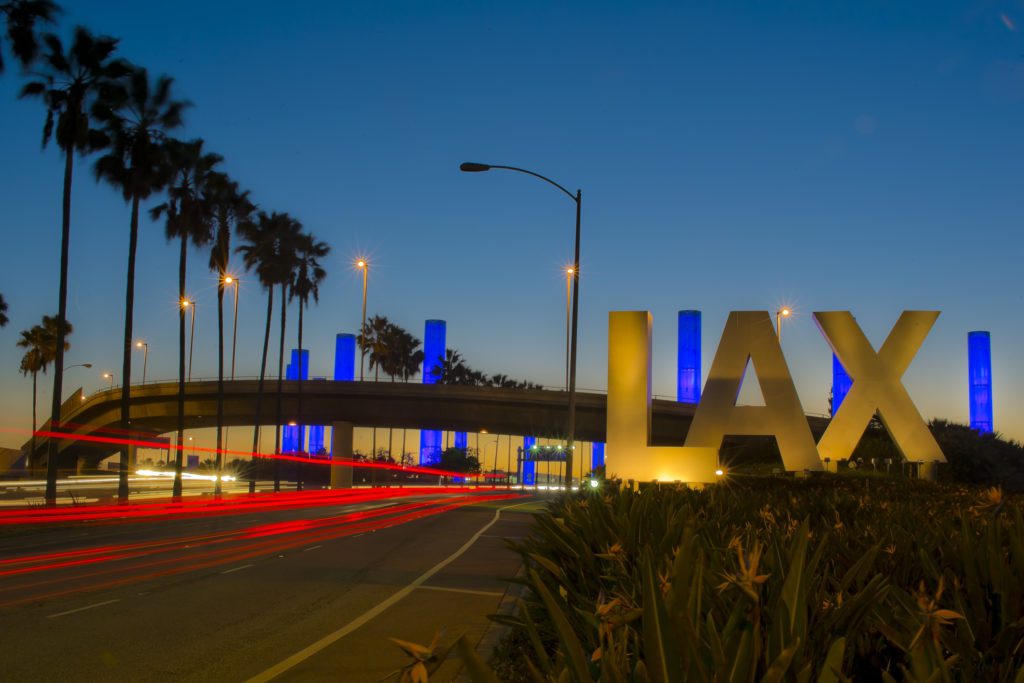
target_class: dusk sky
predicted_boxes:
[1,0,1022,456]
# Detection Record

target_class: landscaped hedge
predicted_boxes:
[479,478,1024,682]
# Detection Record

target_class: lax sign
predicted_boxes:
[605,311,944,483]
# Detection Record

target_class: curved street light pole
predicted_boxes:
[460,162,582,486]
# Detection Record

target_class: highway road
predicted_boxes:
[0,488,540,681]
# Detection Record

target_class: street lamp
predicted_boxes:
[135,341,149,383]
[355,259,369,381]
[182,299,197,381]
[223,276,240,380]
[461,161,583,485]
[776,307,792,342]
[564,267,573,390]
[102,372,114,390]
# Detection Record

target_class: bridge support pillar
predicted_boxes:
[330,422,354,489]
[76,456,87,475]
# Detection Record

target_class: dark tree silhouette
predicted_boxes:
[94,66,188,502]
[17,314,70,471]
[20,26,121,503]
[150,137,220,497]
[207,172,252,494]
[0,0,59,73]
[0,293,8,326]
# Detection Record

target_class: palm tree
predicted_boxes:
[94,66,188,502]
[0,0,59,74]
[17,315,71,471]
[207,172,252,494]
[150,137,220,497]
[387,325,423,463]
[20,26,121,504]
[0,293,8,327]
[289,231,329,489]
[237,210,298,491]
[271,216,302,489]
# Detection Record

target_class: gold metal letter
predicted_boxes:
[606,311,719,483]
[814,311,945,464]
[684,311,822,471]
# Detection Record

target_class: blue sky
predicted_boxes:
[1,0,1022,456]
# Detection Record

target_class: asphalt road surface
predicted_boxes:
[0,488,541,681]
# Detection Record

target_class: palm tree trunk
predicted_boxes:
[30,371,37,472]
[44,145,74,505]
[173,235,187,499]
[117,194,141,503]
[273,282,287,491]
[296,300,304,491]
[214,278,225,496]
[250,287,273,485]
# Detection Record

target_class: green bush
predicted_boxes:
[479,478,1024,682]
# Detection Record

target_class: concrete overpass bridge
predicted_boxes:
[27,379,830,469]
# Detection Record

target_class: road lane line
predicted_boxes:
[220,564,254,574]
[47,598,120,618]
[302,545,322,552]
[417,585,504,597]
[246,500,533,683]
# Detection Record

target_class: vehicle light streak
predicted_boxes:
[0,492,519,608]
[0,486,488,525]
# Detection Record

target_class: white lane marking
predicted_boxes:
[302,545,322,552]
[351,533,364,538]
[47,598,120,619]
[246,500,534,683]
[417,585,504,598]
[220,564,254,575]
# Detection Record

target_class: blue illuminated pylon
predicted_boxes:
[968,331,993,434]
[420,320,446,465]
[522,436,537,486]
[334,334,356,381]
[592,442,605,470]
[282,349,309,453]
[831,354,852,416]
[454,432,468,450]
[677,310,701,403]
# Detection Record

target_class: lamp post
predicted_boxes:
[355,259,368,381]
[135,341,149,383]
[224,276,240,381]
[102,372,114,391]
[564,267,573,390]
[461,161,582,485]
[776,307,791,341]
[182,299,197,381]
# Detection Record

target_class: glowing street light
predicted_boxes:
[182,298,197,381]
[135,341,149,383]
[564,267,574,390]
[222,276,240,380]
[355,259,369,381]
[776,307,792,342]
[102,372,114,390]
[460,161,583,486]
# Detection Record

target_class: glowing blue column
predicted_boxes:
[420,320,446,464]
[334,333,356,381]
[968,331,993,434]
[287,350,309,452]
[522,436,537,486]
[831,354,852,415]
[677,310,701,403]
[308,425,325,455]
[592,442,605,470]
[282,362,298,452]
[330,334,356,456]
[454,432,468,450]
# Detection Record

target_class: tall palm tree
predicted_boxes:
[207,173,252,494]
[20,26,121,504]
[0,293,8,327]
[94,66,188,502]
[271,216,302,489]
[150,137,220,498]
[386,325,423,463]
[289,232,329,489]
[359,314,392,464]
[17,315,70,471]
[0,0,59,74]
[237,210,295,490]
